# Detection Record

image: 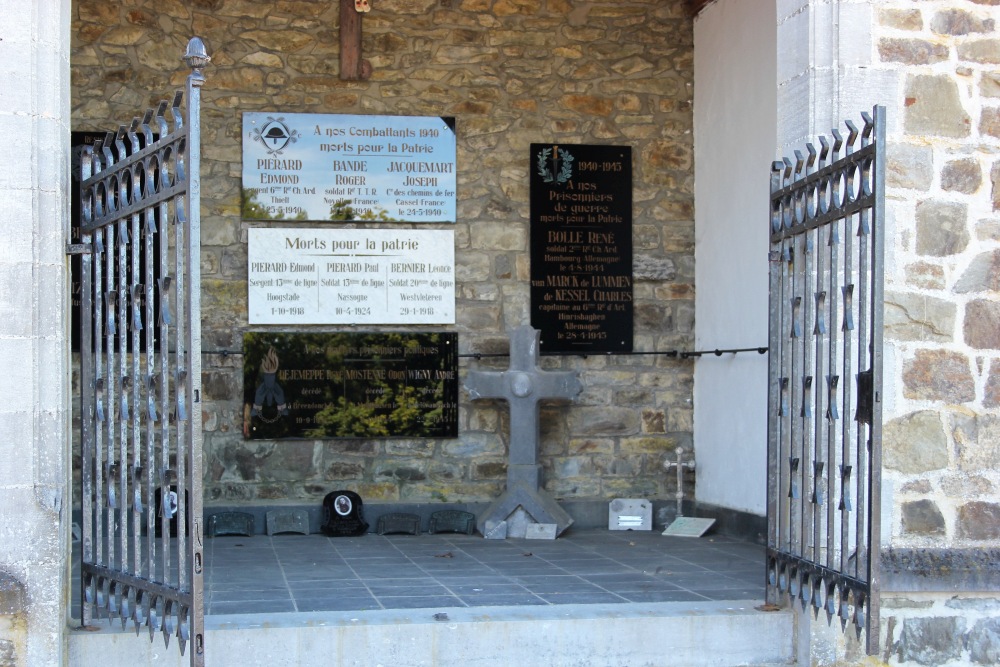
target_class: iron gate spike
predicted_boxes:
[861,112,874,139]
[179,605,190,656]
[154,100,169,139]
[101,132,115,167]
[107,581,119,622]
[831,128,843,157]
[120,585,131,630]
[171,91,185,131]
[127,117,141,155]
[163,599,175,649]
[826,582,837,621]
[149,595,163,641]
[845,120,859,153]
[134,591,147,636]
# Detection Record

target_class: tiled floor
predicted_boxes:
[201,528,765,615]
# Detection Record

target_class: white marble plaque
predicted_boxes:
[248,228,455,324]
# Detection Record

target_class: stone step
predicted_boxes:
[70,600,795,666]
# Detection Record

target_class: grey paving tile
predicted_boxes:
[208,600,296,614]
[207,571,281,583]
[292,586,372,600]
[619,590,712,603]
[430,574,515,586]
[282,568,360,581]
[417,566,498,577]
[377,595,465,609]
[207,580,290,592]
[349,567,428,579]
[369,585,452,597]
[534,591,627,604]
[211,589,292,603]
[656,571,740,588]
[526,583,610,595]
[458,594,547,607]
[295,596,381,612]
[446,583,531,596]
[511,574,588,585]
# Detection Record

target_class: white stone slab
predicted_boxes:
[662,517,716,537]
[525,523,557,540]
[483,519,507,540]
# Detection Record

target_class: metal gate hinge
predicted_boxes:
[66,244,91,256]
[768,250,781,262]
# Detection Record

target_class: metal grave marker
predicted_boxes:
[608,498,652,531]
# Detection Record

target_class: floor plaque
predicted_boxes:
[662,517,716,537]
[609,498,652,531]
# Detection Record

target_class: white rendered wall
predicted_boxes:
[0,0,72,663]
[692,0,776,515]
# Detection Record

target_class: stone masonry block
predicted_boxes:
[884,410,948,474]
[901,499,945,536]
[905,74,971,138]
[897,616,965,665]
[964,299,1000,349]
[902,349,975,403]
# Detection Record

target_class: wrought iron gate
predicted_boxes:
[766,107,884,654]
[76,38,209,666]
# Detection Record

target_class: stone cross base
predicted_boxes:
[476,466,574,538]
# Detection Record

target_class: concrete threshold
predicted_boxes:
[69,599,794,667]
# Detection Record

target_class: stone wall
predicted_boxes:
[71,0,696,509]
[878,0,1000,551]
[878,2,1000,664]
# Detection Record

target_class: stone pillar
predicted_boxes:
[0,0,72,663]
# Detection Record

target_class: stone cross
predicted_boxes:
[465,325,581,537]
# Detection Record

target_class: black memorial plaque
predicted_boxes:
[243,331,458,439]
[530,144,633,354]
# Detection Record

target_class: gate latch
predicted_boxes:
[66,244,91,256]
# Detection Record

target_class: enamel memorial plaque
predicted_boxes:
[242,112,456,223]
[530,144,633,354]
[243,332,458,440]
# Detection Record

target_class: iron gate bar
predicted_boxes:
[78,37,208,667]
[766,107,884,655]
